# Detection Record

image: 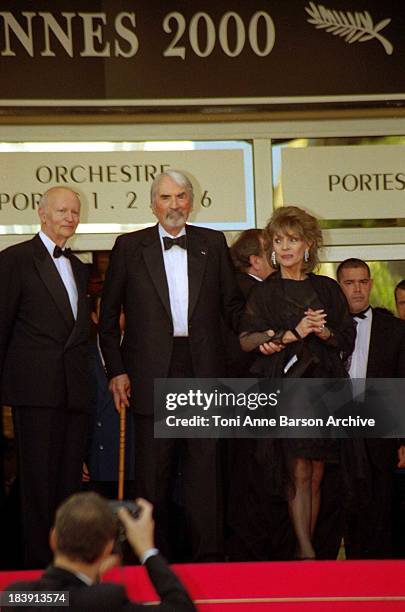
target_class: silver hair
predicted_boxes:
[150,170,194,209]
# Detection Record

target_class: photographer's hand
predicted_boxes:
[117,498,155,560]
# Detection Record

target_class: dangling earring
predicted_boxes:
[304,248,309,263]
[271,251,277,267]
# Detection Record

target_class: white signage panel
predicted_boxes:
[0,148,251,229]
[282,145,405,220]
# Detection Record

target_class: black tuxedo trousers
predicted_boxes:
[134,338,223,562]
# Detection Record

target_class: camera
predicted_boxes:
[109,500,141,549]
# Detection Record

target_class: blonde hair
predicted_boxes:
[265,206,322,273]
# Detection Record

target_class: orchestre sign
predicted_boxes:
[0,150,248,226]
[281,144,405,220]
[0,0,404,106]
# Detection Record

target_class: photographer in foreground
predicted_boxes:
[4,493,195,611]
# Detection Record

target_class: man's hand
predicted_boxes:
[82,463,90,483]
[109,374,131,412]
[398,445,405,469]
[118,498,155,560]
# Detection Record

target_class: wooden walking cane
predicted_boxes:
[118,404,126,501]
[112,404,140,562]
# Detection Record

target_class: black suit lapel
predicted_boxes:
[33,235,75,330]
[187,226,208,320]
[142,225,172,320]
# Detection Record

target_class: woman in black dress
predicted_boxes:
[240,206,355,559]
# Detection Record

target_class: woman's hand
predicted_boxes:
[308,308,332,340]
[259,329,286,355]
[296,308,327,338]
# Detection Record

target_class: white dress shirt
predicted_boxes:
[349,307,372,400]
[39,231,78,319]
[349,308,372,379]
[248,273,263,282]
[73,570,93,585]
[158,225,189,337]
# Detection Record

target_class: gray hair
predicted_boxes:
[150,170,194,209]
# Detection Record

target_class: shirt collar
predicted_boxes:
[248,273,263,282]
[158,224,186,240]
[72,570,93,586]
[39,230,58,257]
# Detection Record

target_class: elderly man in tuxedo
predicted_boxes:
[99,170,243,561]
[0,187,90,568]
[337,258,405,558]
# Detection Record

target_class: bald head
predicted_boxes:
[38,187,81,247]
[39,187,80,211]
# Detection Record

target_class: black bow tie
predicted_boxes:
[351,306,370,320]
[163,235,187,251]
[53,245,72,259]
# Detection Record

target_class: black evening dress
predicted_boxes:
[240,271,356,493]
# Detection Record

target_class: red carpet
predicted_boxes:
[1,560,405,610]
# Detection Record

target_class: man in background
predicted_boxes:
[224,229,274,378]
[230,228,273,297]
[393,278,405,557]
[395,279,405,321]
[0,187,90,568]
[337,258,405,558]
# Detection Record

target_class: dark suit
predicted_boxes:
[4,555,195,611]
[0,235,90,567]
[223,271,259,378]
[100,224,243,561]
[234,271,259,298]
[225,271,279,560]
[86,342,135,485]
[345,308,405,559]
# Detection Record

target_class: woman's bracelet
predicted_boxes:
[290,328,302,341]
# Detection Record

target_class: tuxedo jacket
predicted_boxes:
[235,271,259,300]
[363,308,405,468]
[4,555,195,611]
[366,308,405,377]
[223,271,260,377]
[99,224,243,415]
[0,235,90,411]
